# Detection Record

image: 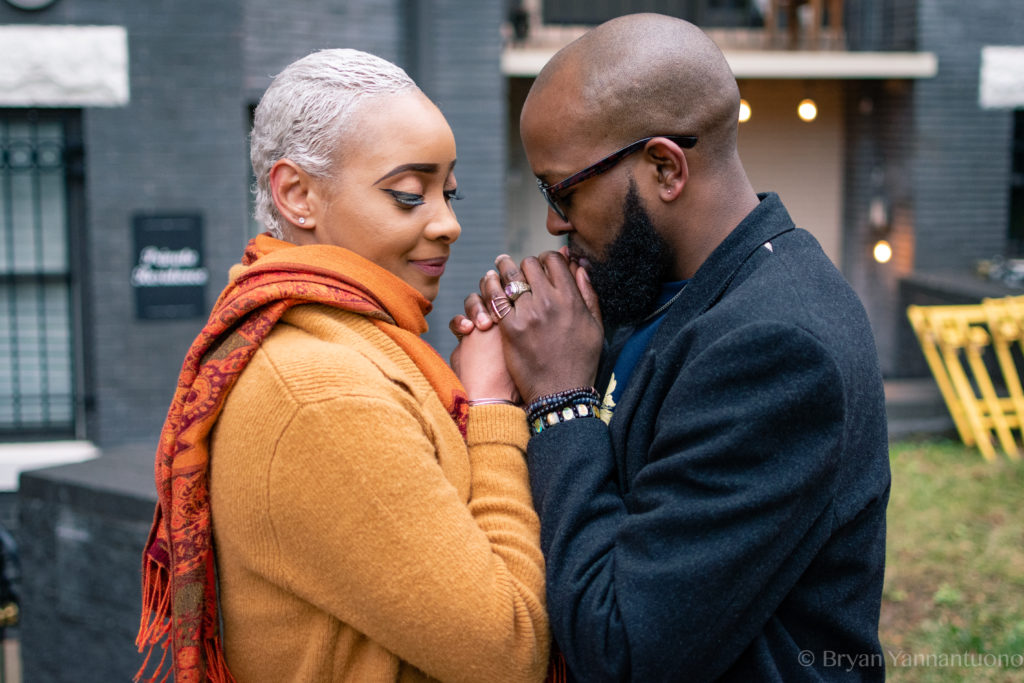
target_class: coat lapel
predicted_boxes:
[602,193,797,491]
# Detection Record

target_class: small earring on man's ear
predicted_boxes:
[298,217,306,225]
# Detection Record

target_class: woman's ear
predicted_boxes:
[269,158,316,231]
[643,137,689,203]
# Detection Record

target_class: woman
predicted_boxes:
[135,49,548,683]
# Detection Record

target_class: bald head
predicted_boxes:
[525,13,740,163]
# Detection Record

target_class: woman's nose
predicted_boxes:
[430,207,461,243]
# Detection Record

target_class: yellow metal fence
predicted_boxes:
[907,296,1024,461]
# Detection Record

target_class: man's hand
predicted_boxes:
[473,252,603,404]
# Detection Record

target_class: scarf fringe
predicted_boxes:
[545,651,568,682]
[134,561,235,683]
[204,635,237,683]
[134,553,171,683]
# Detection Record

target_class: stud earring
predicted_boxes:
[298,217,306,225]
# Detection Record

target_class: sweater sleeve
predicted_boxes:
[266,394,548,683]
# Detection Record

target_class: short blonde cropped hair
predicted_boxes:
[249,49,418,238]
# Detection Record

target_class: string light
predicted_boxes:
[738,98,751,123]
[873,240,893,264]
[797,98,818,122]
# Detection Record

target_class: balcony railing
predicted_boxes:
[541,0,755,29]
[507,0,919,53]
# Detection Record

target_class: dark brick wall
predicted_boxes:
[0,0,504,445]
[912,0,1021,272]
[242,0,404,96]
[411,0,508,357]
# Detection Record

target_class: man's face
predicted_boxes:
[568,180,674,328]
[521,78,673,326]
[521,76,634,253]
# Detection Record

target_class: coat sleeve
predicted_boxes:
[527,321,845,682]
[267,396,549,683]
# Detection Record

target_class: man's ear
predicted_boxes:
[643,137,689,203]
[269,158,317,231]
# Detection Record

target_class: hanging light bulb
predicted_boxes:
[873,239,893,264]
[797,98,818,122]
[738,98,751,123]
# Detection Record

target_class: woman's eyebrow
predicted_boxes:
[374,160,457,184]
[374,163,439,184]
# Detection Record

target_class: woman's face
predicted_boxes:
[311,91,461,301]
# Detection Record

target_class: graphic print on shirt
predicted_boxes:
[600,374,616,425]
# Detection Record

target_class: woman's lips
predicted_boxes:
[410,257,447,278]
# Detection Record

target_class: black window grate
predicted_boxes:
[0,109,81,438]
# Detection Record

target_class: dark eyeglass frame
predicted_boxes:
[536,134,698,221]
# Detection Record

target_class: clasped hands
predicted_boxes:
[449,248,604,407]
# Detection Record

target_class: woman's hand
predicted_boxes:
[450,325,519,404]
[450,295,495,339]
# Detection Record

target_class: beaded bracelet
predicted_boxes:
[527,386,602,436]
[529,400,601,436]
[526,395,600,425]
[526,386,601,423]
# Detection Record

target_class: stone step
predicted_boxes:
[884,377,957,441]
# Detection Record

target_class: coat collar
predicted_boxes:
[601,192,796,373]
[662,191,795,329]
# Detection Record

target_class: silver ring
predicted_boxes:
[504,280,532,302]
[490,295,513,321]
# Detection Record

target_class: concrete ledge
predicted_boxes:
[18,443,156,519]
[17,443,155,682]
[885,378,957,441]
[0,441,100,492]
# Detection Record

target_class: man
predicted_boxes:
[454,13,889,681]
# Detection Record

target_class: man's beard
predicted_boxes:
[571,181,674,328]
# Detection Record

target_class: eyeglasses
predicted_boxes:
[536,135,698,221]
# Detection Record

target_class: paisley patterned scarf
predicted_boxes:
[134,234,468,682]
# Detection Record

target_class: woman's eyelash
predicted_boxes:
[383,189,425,207]
[383,188,462,206]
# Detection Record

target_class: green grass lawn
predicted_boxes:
[881,437,1024,681]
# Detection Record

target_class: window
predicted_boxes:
[1010,110,1024,255]
[0,109,84,438]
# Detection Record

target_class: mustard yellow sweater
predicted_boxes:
[209,304,548,682]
